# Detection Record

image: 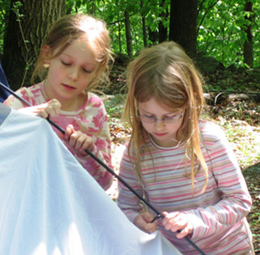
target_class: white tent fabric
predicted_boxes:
[0,106,182,255]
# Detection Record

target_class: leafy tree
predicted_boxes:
[1,0,260,91]
[0,0,11,56]
[197,0,260,68]
[2,0,65,90]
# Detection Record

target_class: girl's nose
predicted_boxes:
[68,67,79,81]
[154,119,165,131]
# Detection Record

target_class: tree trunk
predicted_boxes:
[159,0,168,43]
[124,11,133,58]
[2,0,65,91]
[148,27,158,45]
[243,0,254,68]
[140,0,147,48]
[169,0,197,59]
[142,15,148,47]
[118,13,122,53]
[159,22,168,43]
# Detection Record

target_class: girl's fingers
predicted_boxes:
[64,125,93,156]
[34,99,61,118]
[134,212,158,234]
[161,211,193,238]
[175,227,190,239]
[65,124,74,140]
[142,212,154,222]
[161,211,178,225]
[45,99,61,117]
[37,109,49,118]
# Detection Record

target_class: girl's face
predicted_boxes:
[44,40,99,108]
[138,97,183,147]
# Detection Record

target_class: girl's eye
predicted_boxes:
[165,115,177,120]
[83,68,91,73]
[61,60,70,66]
[144,115,154,119]
[142,115,156,122]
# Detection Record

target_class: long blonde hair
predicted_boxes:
[124,41,208,192]
[31,14,113,91]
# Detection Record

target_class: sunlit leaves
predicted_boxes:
[198,0,260,67]
[2,0,260,68]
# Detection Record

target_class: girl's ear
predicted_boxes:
[42,45,51,65]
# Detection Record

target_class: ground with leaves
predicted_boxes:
[104,67,260,253]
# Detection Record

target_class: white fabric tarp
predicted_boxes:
[0,106,182,255]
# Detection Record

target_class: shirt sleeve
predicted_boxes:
[5,88,113,191]
[186,124,252,240]
[117,145,144,222]
[74,102,113,191]
[3,87,33,108]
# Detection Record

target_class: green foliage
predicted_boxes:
[198,1,243,67]
[2,0,260,68]
[198,0,260,67]
[0,0,11,55]
[12,1,23,21]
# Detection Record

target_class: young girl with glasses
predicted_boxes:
[117,41,254,254]
[4,14,113,190]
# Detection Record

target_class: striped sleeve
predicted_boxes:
[187,123,252,239]
[117,145,144,223]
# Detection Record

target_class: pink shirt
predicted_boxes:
[4,82,113,190]
[117,120,253,254]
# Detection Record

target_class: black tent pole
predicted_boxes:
[0,82,206,255]
[0,83,163,217]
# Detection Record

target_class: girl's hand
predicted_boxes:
[63,124,94,157]
[19,99,61,118]
[37,99,61,118]
[134,212,158,234]
[161,211,193,239]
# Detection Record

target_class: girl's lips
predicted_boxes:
[154,133,167,137]
[62,84,76,90]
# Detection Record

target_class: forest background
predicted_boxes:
[0,0,259,253]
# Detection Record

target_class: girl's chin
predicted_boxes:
[151,135,177,147]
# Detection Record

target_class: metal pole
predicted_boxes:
[0,82,206,255]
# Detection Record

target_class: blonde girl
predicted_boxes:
[117,41,254,254]
[4,14,113,190]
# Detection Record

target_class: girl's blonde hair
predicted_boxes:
[124,41,208,192]
[31,14,113,92]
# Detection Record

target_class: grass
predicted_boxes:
[214,116,260,169]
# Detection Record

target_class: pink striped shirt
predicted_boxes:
[117,120,253,254]
[4,82,113,190]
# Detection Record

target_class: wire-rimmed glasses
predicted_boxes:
[137,111,183,124]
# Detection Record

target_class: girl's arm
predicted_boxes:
[75,136,113,190]
[117,146,144,222]
[183,124,252,239]
[4,86,60,118]
[71,104,113,191]
[4,88,33,109]
[117,149,158,233]
[5,89,113,190]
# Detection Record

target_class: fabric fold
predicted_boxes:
[0,104,181,255]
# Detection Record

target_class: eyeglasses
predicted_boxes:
[137,111,183,124]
